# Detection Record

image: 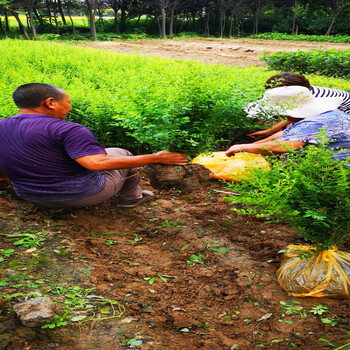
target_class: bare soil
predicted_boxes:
[81,38,350,66]
[1,39,350,350]
[0,170,349,350]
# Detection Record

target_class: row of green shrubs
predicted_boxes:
[261,49,350,79]
[227,133,350,250]
[250,33,350,43]
[1,40,350,156]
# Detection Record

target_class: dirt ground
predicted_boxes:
[81,38,350,66]
[1,171,350,350]
[1,39,350,350]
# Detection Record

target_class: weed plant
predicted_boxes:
[226,134,350,251]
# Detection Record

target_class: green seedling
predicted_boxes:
[143,274,177,285]
[321,316,340,327]
[280,301,307,319]
[6,229,48,248]
[41,313,69,329]
[309,304,328,315]
[187,253,205,266]
[0,249,15,261]
[105,240,115,247]
[318,331,350,349]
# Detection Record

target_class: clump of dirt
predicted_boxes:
[1,169,349,350]
[144,164,212,192]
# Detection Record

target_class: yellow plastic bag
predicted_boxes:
[191,151,270,182]
[276,245,350,299]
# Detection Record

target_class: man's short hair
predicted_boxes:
[12,83,64,108]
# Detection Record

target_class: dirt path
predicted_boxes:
[81,38,350,66]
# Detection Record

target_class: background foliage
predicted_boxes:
[0,0,349,41]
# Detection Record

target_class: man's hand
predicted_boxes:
[154,151,188,165]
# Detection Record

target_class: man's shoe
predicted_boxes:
[116,190,154,208]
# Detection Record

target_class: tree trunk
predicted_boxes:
[112,6,120,33]
[219,8,225,37]
[204,8,210,37]
[252,8,259,34]
[5,10,10,32]
[57,0,67,24]
[169,6,175,39]
[291,0,297,34]
[325,9,339,36]
[89,7,97,40]
[120,2,127,32]
[229,12,234,37]
[160,6,166,39]
[0,18,3,34]
[26,14,30,30]
[27,11,37,36]
[10,10,30,40]
[67,5,76,36]
[53,4,60,34]
[46,0,53,27]
[33,8,44,26]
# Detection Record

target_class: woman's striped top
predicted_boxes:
[312,86,350,114]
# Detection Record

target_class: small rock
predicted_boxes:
[257,313,273,322]
[179,327,189,332]
[13,297,56,327]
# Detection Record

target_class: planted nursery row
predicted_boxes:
[1,40,349,155]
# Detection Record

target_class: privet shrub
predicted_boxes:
[261,49,350,79]
[251,33,350,43]
[226,134,350,251]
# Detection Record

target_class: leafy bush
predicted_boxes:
[250,33,350,43]
[226,134,350,251]
[261,49,350,79]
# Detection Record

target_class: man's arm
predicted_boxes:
[225,140,306,157]
[75,151,188,171]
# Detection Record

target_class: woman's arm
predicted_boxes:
[247,120,290,139]
[226,140,306,157]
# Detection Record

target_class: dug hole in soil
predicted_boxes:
[0,164,349,350]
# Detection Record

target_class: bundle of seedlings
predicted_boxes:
[225,132,350,298]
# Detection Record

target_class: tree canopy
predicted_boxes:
[0,0,349,40]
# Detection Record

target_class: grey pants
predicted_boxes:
[44,148,143,208]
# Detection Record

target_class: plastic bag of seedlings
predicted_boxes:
[191,151,270,182]
[277,245,350,299]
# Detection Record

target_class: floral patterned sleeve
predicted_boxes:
[277,120,325,144]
